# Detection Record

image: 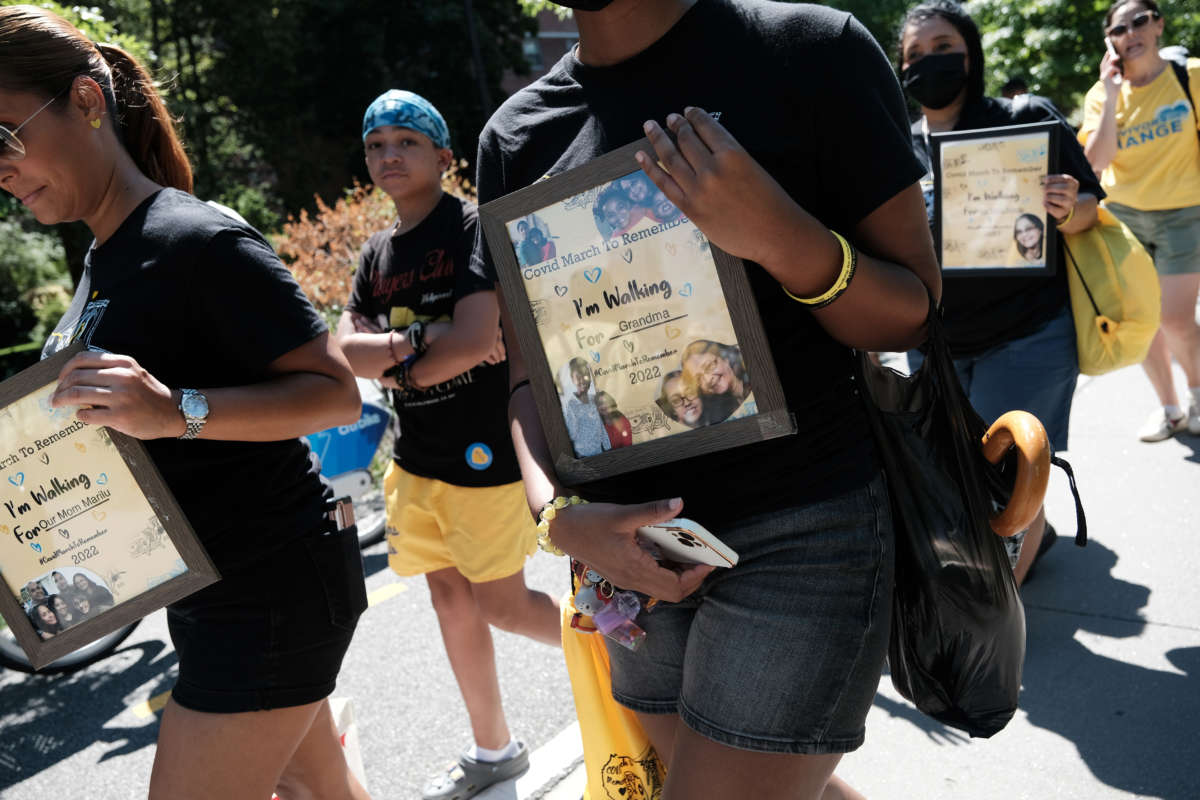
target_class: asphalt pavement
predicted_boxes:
[2,356,1199,799]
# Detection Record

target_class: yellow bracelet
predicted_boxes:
[1056,206,1075,228]
[536,495,587,557]
[782,230,857,309]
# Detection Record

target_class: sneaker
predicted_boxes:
[1188,403,1200,435]
[1138,407,1186,442]
[421,741,530,800]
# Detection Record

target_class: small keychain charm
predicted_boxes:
[570,560,647,651]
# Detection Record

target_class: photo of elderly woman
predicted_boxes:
[1012,213,1045,263]
[680,340,755,424]
[559,357,611,458]
[595,391,633,449]
[655,370,732,430]
[71,571,115,612]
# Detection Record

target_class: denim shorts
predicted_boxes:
[909,306,1078,452]
[167,522,368,713]
[605,473,893,754]
[1106,201,1200,276]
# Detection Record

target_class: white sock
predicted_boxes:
[469,740,519,763]
[1189,387,1200,407]
[1164,404,1184,420]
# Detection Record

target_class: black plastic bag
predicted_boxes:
[857,302,1028,738]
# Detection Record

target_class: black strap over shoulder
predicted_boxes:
[1167,57,1200,145]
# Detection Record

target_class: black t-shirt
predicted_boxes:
[910,95,1105,356]
[470,0,925,527]
[346,193,519,487]
[43,189,329,574]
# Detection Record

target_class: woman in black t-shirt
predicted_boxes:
[899,0,1103,585]
[0,7,369,799]
[481,2,941,797]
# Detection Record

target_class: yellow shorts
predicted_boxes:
[383,462,537,583]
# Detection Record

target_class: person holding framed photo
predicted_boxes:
[1080,0,1200,443]
[471,1,943,797]
[0,6,370,798]
[899,0,1103,585]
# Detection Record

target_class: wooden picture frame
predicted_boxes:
[0,344,217,669]
[932,121,1061,277]
[480,138,795,486]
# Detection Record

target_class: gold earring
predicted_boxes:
[90,118,102,129]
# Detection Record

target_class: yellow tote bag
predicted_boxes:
[560,593,666,800]
[1061,207,1161,376]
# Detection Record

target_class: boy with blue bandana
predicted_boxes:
[334,90,561,800]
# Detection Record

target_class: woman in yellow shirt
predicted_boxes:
[1081,0,1200,442]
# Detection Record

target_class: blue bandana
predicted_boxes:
[361,90,450,149]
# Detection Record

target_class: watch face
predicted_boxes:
[182,392,209,419]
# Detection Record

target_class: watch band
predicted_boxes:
[178,388,208,440]
[407,321,428,355]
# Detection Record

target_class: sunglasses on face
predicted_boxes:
[0,90,66,162]
[1107,10,1160,39]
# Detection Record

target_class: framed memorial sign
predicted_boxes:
[480,138,795,485]
[0,344,216,669]
[931,121,1060,277]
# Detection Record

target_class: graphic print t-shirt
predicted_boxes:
[1080,58,1200,211]
[346,194,518,487]
[470,0,926,527]
[42,189,329,574]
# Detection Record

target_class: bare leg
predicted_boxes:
[1158,273,1200,391]
[636,711,863,799]
[275,699,371,800]
[427,567,510,749]
[663,723,850,800]
[634,710,680,767]
[471,569,561,647]
[1141,330,1179,408]
[150,697,365,800]
[1012,505,1046,587]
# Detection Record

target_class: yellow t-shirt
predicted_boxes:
[1079,58,1200,210]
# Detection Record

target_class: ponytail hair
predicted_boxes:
[95,42,192,192]
[0,5,192,192]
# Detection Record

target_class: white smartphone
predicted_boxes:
[1105,36,1124,78]
[636,518,739,568]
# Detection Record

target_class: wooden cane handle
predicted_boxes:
[981,411,1051,537]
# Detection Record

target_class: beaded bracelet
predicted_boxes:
[783,230,857,310]
[383,353,423,397]
[536,495,588,557]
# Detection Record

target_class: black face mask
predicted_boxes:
[553,0,617,9]
[901,52,968,110]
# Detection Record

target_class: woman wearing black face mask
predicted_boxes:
[899,0,1103,586]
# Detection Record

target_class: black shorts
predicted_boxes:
[166,523,368,713]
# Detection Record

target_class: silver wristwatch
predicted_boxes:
[178,388,210,440]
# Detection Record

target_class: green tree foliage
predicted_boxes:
[166,0,534,213]
[967,0,1200,117]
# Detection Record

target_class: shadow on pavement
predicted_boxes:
[871,539,1198,798]
[1021,540,1197,799]
[0,639,178,790]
